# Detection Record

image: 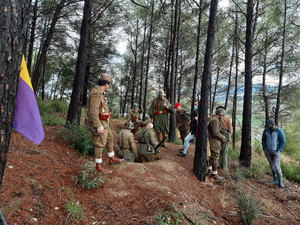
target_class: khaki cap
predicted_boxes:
[100,73,113,84]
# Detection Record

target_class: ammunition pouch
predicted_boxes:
[99,112,111,120]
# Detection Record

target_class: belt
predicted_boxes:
[99,112,111,120]
[154,109,169,115]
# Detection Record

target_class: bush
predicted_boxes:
[235,189,261,225]
[42,114,65,126]
[154,203,183,225]
[66,200,86,223]
[72,161,103,189]
[63,123,94,155]
[228,147,239,160]
[50,100,68,113]
[281,162,300,183]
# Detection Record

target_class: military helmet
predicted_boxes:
[133,103,139,108]
[125,121,134,130]
[158,90,166,96]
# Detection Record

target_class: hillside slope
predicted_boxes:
[0,124,300,225]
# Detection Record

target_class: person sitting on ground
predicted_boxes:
[117,121,138,162]
[174,102,191,145]
[128,103,144,134]
[177,101,198,157]
[262,119,286,188]
[136,120,161,162]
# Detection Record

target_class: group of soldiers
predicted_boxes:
[86,74,232,178]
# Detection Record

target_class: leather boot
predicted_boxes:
[108,156,123,164]
[96,163,112,173]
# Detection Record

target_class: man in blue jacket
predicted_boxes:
[262,119,286,188]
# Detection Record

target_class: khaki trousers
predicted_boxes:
[92,127,114,158]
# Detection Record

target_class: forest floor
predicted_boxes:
[1,119,300,225]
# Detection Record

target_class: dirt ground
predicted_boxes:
[1,120,300,225]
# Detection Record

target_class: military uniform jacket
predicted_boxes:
[137,128,157,155]
[87,85,110,132]
[208,116,226,152]
[128,109,142,122]
[148,97,172,133]
[176,109,190,129]
[118,129,137,154]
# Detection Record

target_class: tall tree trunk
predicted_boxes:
[193,0,218,181]
[173,0,181,102]
[138,19,147,108]
[0,0,31,186]
[27,0,38,75]
[169,0,179,143]
[191,0,203,116]
[240,0,254,168]
[31,0,66,92]
[131,18,139,108]
[232,10,239,150]
[224,38,235,109]
[262,32,269,122]
[211,67,220,112]
[143,0,154,120]
[177,53,184,102]
[275,0,287,125]
[66,0,91,124]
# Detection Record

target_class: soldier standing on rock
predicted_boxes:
[148,90,172,146]
[117,121,138,162]
[86,74,123,173]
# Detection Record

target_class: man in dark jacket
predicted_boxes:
[174,102,190,145]
[262,119,286,188]
[177,101,198,157]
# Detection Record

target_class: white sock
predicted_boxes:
[108,151,115,157]
[95,158,102,163]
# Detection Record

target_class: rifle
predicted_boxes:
[154,136,167,154]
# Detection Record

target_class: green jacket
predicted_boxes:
[148,97,172,133]
[137,127,157,155]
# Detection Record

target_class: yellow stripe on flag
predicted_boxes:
[20,55,33,90]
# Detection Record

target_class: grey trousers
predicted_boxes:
[264,150,283,182]
[219,141,228,171]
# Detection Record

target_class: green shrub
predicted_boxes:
[228,147,239,160]
[50,100,68,113]
[63,123,94,155]
[154,203,183,225]
[281,162,300,183]
[73,161,103,189]
[66,200,86,223]
[42,114,65,126]
[235,189,261,225]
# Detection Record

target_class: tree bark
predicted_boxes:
[27,0,38,75]
[168,0,179,143]
[191,0,203,117]
[193,0,219,181]
[143,0,154,120]
[66,0,92,125]
[262,32,269,122]
[275,0,287,126]
[31,0,66,92]
[211,67,220,113]
[0,0,31,186]
[240,0,254,168]
[224,37,235,109]
[232,10,239,150]
[138,19,147,108]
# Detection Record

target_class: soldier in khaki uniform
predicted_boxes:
[128,103,144,134]
[87,74,122,173]
[148,90,172,145]
[207,108,227,179]
[137,120,161,162]
[216,106,232,171]
[117,121,138,162]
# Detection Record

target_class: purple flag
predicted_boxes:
[13,56,44,145]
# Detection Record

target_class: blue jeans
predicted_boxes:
[182,132,195,154]
[264,150,283,182]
